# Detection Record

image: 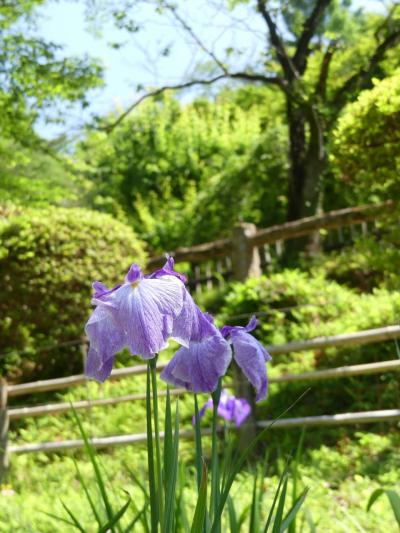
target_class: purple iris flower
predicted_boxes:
[221,316,271,402]
[86,257,195,381]
[160,311,232,393]
[192,390,251,427]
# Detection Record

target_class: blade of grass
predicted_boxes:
[280,488,309,532]
[124,505,147,533]
[271,476,288,533]
[249,470,260,533]
[191,461,208,533]
[71,406,116,530]
[263,461,291,533]
[288,428,305,533]
[41,510,81,529]
[367,488,400,525]
[99,498,131,533]
[210,389,310,533]
[227,496,239,533]
[60,500,87,533]
[73,458,103,527]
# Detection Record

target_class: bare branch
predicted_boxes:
[331,27,400,112]
[257,0,298,81]
[293,0,333,74]
[102,72,283,132]
[164,2,228,73]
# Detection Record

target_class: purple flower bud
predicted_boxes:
[192,390,251,427]
[221,316,271,402]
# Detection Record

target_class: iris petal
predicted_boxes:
[231,330,271,402]
[161,332,231,393]
[112,275,184,358]
[85,306,126,381]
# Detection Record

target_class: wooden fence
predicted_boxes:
[145,200,395,290]
[0,201,399,480]
[1,324,400,477]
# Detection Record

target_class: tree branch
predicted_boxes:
[257,0,298,81]
[315,40,338,100]
[293,0,333,74]
[164,2,228,74]
[102,72,283,132]
[331,27,400,112]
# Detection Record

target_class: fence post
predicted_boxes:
[231,222,261,281]
[231,223,261,448]
[0,379,9,484]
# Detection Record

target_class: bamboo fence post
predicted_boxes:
[0,379,9,483]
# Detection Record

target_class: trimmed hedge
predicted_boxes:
[0,207,146,381]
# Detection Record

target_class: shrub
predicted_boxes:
[0,207,146,381]
[217,270,400,424]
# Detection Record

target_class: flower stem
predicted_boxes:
[210,381,222,532]
[194,394,203,491]
[146,364,158,532]
[150,356,164,529]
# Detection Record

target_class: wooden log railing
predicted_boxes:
[146,201,395,275]
[8,408,400,455]
[0,323,399,463]
[6,359,400,422]
[7,325,400,397]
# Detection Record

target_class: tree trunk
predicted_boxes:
[286,100,326,222]
[284,99,327,260]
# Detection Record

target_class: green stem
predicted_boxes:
[210,381,222,531]
[194,395,203,492]
[150,357,164,529]
[146,364,158,532]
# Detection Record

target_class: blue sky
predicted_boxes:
[35,0,383,138]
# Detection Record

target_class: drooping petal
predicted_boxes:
[230,330,271,402]
[85,305,126,381]
[85,348,115,382]
[115,275,185,358]
[160,332,232,393]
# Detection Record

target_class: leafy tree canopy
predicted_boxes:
[0,0,103,145]
[331,69,400,204]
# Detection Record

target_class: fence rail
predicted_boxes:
[0,323,399,467]
[147,201,394,270]
[8,409,400,455]
[7,359,400,421]
[7,325,400,398]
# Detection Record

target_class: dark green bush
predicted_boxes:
[216,271,400,423]
[0,207,146,381]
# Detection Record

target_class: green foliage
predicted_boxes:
[309,221,400,292]
[0,207,146,380]
[331,70,400,205]
[0,138,87,208]
[217,270,400,421]
[0,0,102,144]
[80,89,288,251]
